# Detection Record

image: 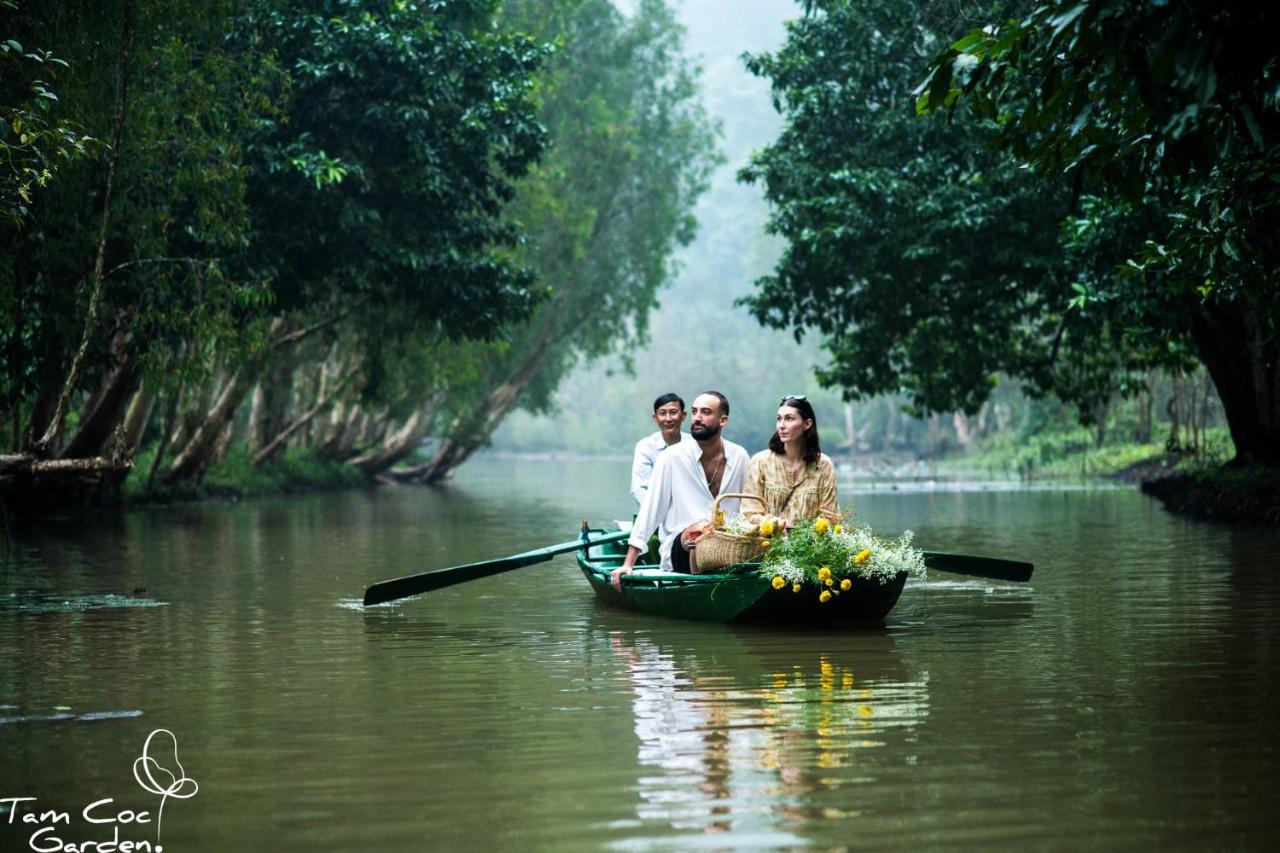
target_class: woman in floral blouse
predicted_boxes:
[741,396,840,528]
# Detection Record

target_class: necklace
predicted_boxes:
[704,454,724,489]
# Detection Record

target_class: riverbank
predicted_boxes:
[123,446,370,504]
[935,427,1278,526]
[1137,465,1280,527]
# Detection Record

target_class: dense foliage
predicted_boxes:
[0,0,715,506]
[744,0,1278,467]
[921,0,1280,466]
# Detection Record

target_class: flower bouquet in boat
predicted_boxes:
[759,516,928,604]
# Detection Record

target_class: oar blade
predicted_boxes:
[923,551,1034,583]
[363,553,552,606]
[362,530,631,606]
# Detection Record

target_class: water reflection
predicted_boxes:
[3,461,1278,850]
[604,625,929,841]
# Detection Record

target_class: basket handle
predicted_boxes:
[711,492,763,519]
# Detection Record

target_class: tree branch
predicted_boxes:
[34,4,136,456]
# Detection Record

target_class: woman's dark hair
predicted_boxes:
[769,396,821,463]
[652,392,685,412]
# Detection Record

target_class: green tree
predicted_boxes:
[0,2,96,231]
[2,0,278,473]
[739,0,1188,428]
[159,0,551,484]
[922,0,1280,466]
[390,0,719,482]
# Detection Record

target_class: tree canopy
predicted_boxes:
[743,0,1278,465]
[920,0,1280,465]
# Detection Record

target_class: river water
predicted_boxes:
[2,457,1278,851]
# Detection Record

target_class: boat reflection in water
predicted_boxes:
[603,622,930,841]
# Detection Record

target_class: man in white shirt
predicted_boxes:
[612,391,750,587]
[630,392,692,505]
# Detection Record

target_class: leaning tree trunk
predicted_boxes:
[348,405,437,477]
[161,313,341,486]
[393,336,553,484]
[120,383,156,457]
[163,368,256,485]
[60,355,141,459]
[248,357,295,465]
[1190,301,1280,467]
[252,366,354,466]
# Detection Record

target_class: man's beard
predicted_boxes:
[691,421,720,440]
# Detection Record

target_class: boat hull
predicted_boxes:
[577,529,906,625]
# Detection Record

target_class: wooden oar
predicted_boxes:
[363,529,631,606]
[923,551,1034,583]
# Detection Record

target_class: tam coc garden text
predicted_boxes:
[2,1,1278,851]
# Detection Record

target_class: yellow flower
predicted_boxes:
[819,590,833,603]
[792,583,802,593]
[855,549,872,565]
[814,518,830,534]
[760,518,775,537]
[817,566,831,580]
[715,510,725,526]
[834,524,843,534]
[840,578,852,591]
[771,576,786,590]
[761,538,771,549]
[824,577,833,587]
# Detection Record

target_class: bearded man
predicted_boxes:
[611,391,749,587]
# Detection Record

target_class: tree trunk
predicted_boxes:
[120,383,156,457]
[1137,375,1154,445]
[60,356,141,459]
[1166,374,1182,453]
[248,357,295,465]
[144,384,184,495]
[1189,302,1280,467]
[394,336,554,484]
[347,406,435,477]
[22,386,59,453]
[35,5,136,455]
[252,369,354,466]
[209,418,237,468]
[161,314,338,485]
[952,411,975,449]
[1091,399,1109,448]
[163,368,256,485]
[883,399,899,450]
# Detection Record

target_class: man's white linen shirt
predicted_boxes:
[628,438,750,571]
[630,431,694,505]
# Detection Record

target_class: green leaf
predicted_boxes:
[950,30,987,54]
[1048,4,1087,40]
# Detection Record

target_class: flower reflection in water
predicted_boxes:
[609,630,929,841]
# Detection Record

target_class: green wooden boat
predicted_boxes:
[577,527,907,624]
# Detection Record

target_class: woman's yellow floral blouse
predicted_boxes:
[740,450,840,525]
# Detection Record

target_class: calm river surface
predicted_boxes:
[2,457,1278,851]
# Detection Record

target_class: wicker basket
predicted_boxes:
[692,492,766,571]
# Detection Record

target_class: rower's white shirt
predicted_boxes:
[630,430,694,505]
[628,437,749,571]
